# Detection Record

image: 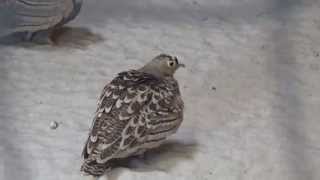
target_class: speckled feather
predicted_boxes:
[81,69,184,176]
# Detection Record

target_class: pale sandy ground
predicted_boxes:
[1,0,320,180]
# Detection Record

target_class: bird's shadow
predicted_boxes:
[0,26,104,49]
[51,26,104,49]
[106,140,199,180]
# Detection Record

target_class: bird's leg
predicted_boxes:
[30,30,54,45]
[23,31,33,41]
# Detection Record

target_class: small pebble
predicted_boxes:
[50,121,59,130]
[211,86,217,91]
[201,17,209,21]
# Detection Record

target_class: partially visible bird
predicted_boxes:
[81,54,185,178]
[0,0,83,44]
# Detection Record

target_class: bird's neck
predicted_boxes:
[138,66,162,78]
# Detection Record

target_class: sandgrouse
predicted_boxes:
[81,54,185,178]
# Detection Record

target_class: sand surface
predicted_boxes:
[1,0,320,180]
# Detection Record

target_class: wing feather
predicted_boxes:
[82,70,184,164]
[83,70,156,163]
[143,78,184,141]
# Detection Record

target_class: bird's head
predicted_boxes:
[139,54,185,77]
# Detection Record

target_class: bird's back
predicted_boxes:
[81,70,184,176]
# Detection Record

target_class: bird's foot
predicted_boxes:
[32,31,54,45]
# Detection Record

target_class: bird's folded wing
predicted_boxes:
[82,71,158,164]
[143,85,184,141]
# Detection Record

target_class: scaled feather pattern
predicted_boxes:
[81,64,184,177]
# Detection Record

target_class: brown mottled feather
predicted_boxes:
[81,69,183,176]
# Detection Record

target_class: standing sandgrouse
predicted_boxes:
[81,54,185,178]
[0,0,83,44]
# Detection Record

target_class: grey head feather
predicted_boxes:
[139,54,185,78]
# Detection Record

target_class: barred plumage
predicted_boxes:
[81,54,185,178]
[0,0,83,43]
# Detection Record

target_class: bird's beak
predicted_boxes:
[178,63,186,68]
[173,56,185,68]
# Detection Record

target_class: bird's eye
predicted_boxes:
[167,60,175,67]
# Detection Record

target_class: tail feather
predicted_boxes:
[81,159,111,177]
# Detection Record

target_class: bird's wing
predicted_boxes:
[143,78,184,142]
[82,70,159,164]
[0,0,74,35]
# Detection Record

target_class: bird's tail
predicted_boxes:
[81,159,111,177]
